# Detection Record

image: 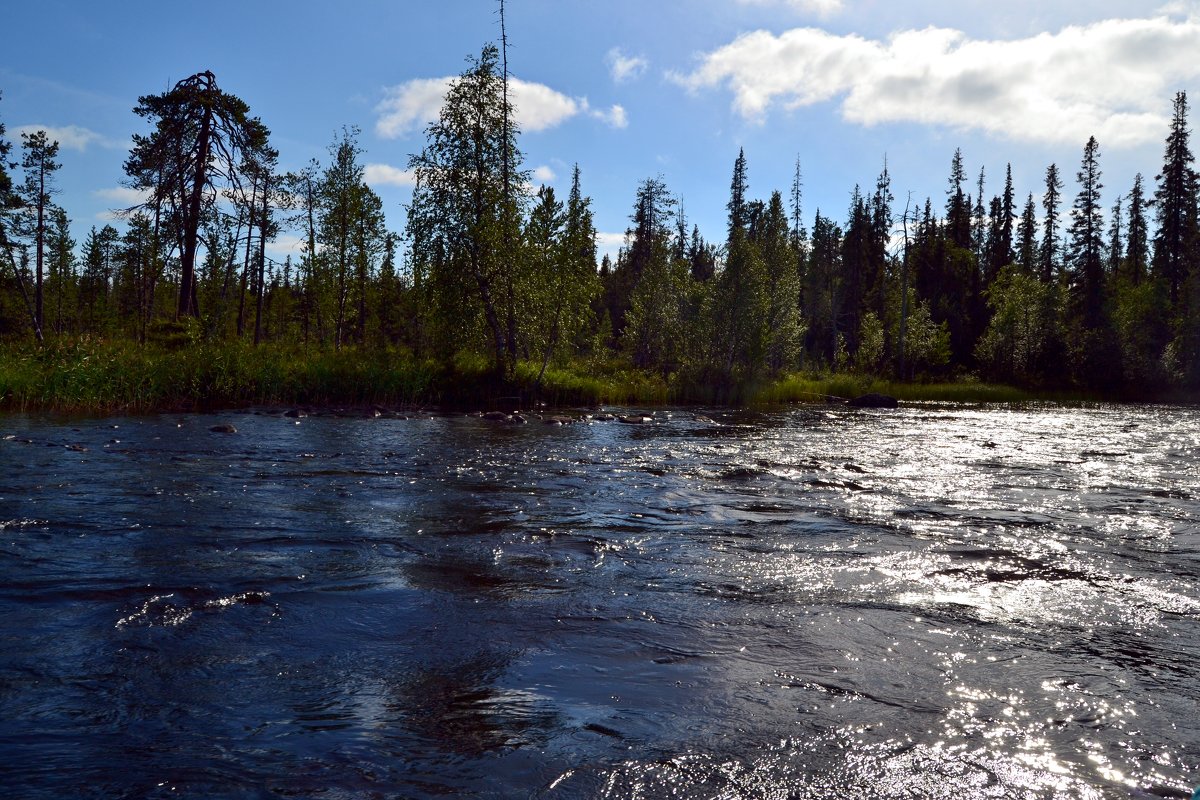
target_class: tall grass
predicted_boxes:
[0,338,1126,414]
[752,372,1101,405]
[0,338,435,413]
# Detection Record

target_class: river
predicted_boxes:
[1,403,1198,798]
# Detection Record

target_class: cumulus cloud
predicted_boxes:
[376,76,626,137]
[674,15,1200,147]
[607,48,649,83]
[735,0,844,17]
[532,165,557,184]
[364,163,417,187]
[16,124,111,152]
[375,77,451,138]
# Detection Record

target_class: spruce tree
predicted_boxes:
[407,45,527,375]
[1124,174,1149,286]
[1067,137,1106,332]
[1151,91,1198,307]
[1039,164,1064,283]
[1015,194,1038,274]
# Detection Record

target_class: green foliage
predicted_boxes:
[897,292,951,378]
[407,44,526,377]
[975,265,1064,385]
[4,65,1200,406]
[855,312,885,373]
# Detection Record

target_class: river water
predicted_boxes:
[1,403,1198,798]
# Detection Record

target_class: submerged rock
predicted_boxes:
[283,409,307,419]
[543,415,573,426]
[594,413,616,422]
[618,414,654,425]
[847,393,899,408]
[482,411,510,422]
[209,424,238,434]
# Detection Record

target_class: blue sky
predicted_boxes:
[3,0,1199,264]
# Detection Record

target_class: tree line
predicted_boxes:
[1,50,1198,394]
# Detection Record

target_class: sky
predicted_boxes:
[3,0,1200,265]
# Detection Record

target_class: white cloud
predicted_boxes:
[675,15,1200,147]
[266,234,311,258]
[93,186,151,206]
[607,48,649,83]
[736,0,844,17]
[588,103,629,130]
[374,77,451,138]
[364,163,417,187]
[376,75,623,137]
[532,165,557,183]
[596,231,627,263]
[15,124,111,152]
[509,78,582,132]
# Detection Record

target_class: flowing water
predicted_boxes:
[1,403,1198,799]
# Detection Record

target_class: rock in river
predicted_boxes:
[847,393,899,409]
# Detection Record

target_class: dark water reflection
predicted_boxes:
[1,404,1198,798]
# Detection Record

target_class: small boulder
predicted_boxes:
[511,413,529,424]
[482,411,510,422]
[594,413,616,422]
[619,414,653,425]
[209,423,238,434]
[847,393,898,409]
[544,415,573,426]
[284,408,307,419]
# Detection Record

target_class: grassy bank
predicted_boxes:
[0,339,436,414]
[0,338,1171,414]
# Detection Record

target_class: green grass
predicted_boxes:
[0,338,1148,414]
[752,373,1104,406]
[0,338,435,413]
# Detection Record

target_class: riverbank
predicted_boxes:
[0,339,1190,414]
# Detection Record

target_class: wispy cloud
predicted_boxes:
[586,102,629,130]
[266,234,310,258]
[364,163,417,187]
[674,14,1200,146]
[15,124,116,152]
[94,186,151,205]
[596,231,627,263]
[606,48,648,83]
[376,76,627,137]
[735,0,844,18]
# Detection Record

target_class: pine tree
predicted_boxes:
[18,129,61,333]
[45,206,75,336]
[125,71,273,320]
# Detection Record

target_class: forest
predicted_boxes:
[1,43,1199,410]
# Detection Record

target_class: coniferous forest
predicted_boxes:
[2,45,1199,410]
